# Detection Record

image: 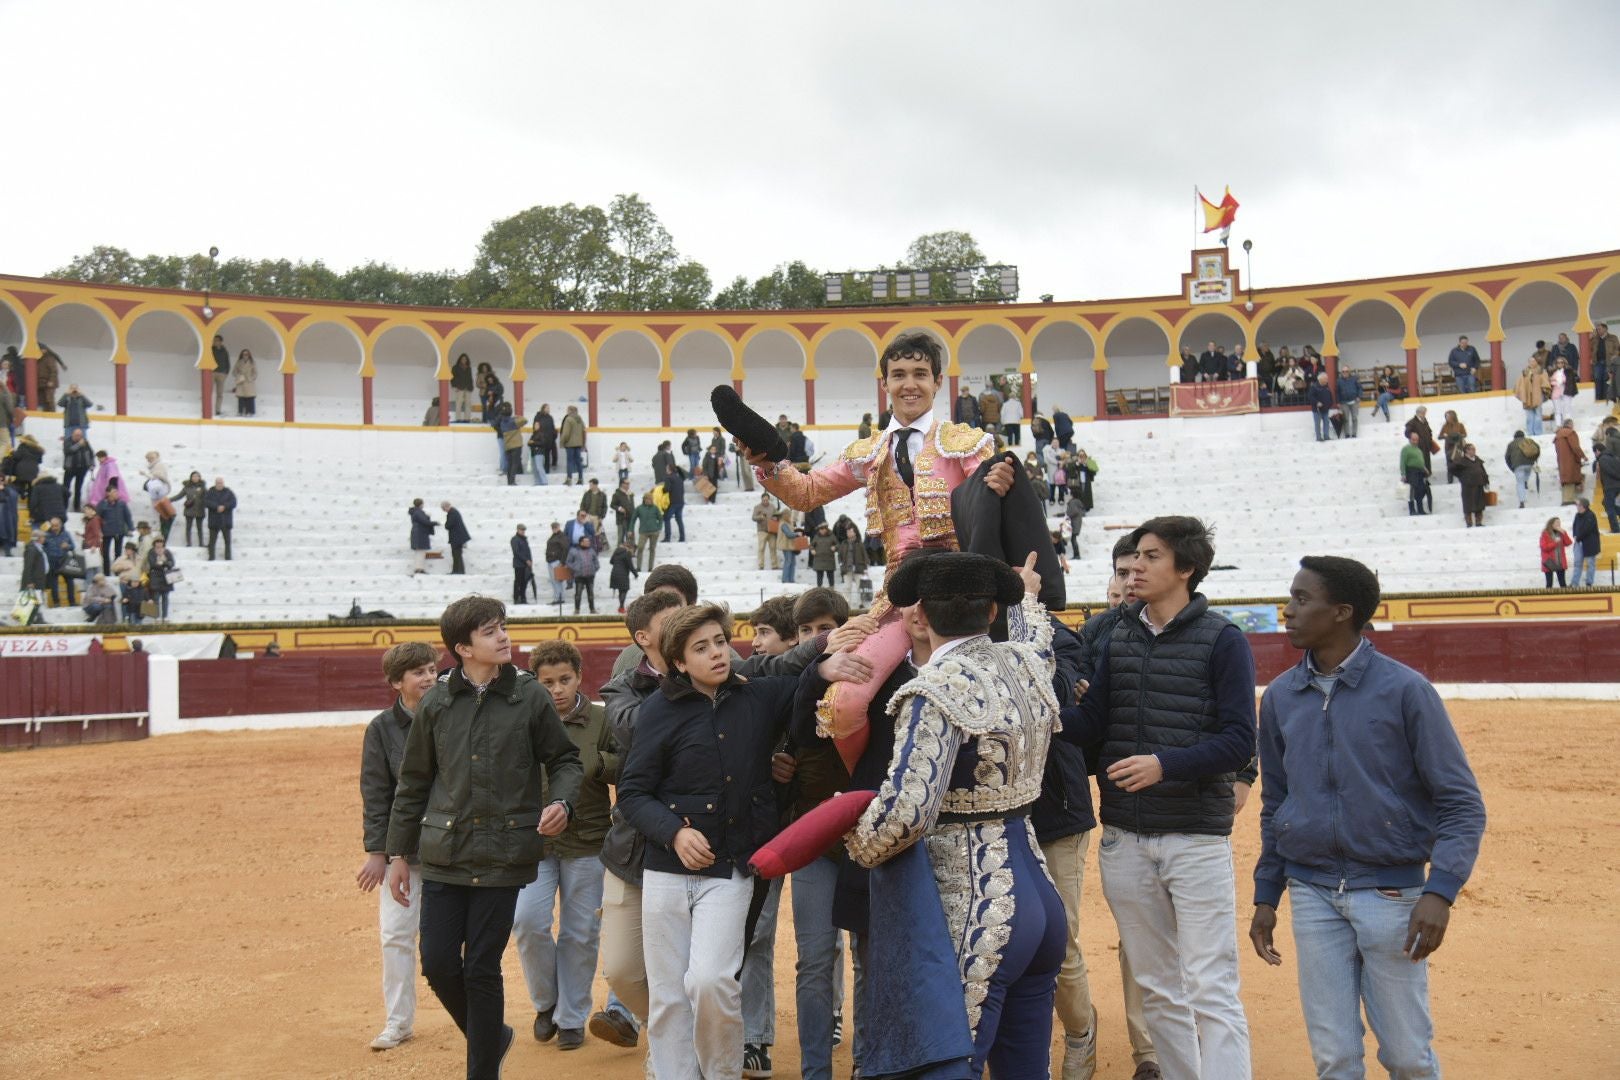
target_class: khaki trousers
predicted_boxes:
[600,872,649,1024]
[757,531,779,569]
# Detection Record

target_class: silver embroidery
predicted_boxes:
[926,821,1014,1037]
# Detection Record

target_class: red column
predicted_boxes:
[284,373,296,423]
[804,378,816,426]
[1093,370,1106,418]
[362,375,374,426]
[1404,347,1419,394]
[660,381,671,427]
[1579,330,1592,382]
[1021,371,1033,418]
[732,378,743,396]
[588,382,599,427]
[512,377,524,418]
[949,374,959,406]
[438,378,451,426]
[876,378,887,418]
[1324,353,1339,385]
[1489,340,1504,392]
[23,354,38,410]
[114,365,127,416]
[200,369,214,420]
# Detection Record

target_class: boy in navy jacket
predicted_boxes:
[1250,556,1485,1079]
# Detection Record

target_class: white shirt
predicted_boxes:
[883,408,934,476]
[1002,396,1022,424]
[926,634,984,668]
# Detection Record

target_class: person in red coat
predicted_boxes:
[1539,517,1573,588]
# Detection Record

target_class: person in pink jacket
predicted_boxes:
[741,332,1013,768]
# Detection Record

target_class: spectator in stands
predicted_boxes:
[0,366,14,451]
[1056,516,1255,1080]
[1448,336,1481,394]
[1554,418,1586,505]
[232,349,258,416]
[1307,373,1334,442]
[1298,347,1319,382]
[492,402,520,484]
[525,419,549,487]
[1514,356,1552,435]
[700,447,722,501]
[63,428,93,511]
[112,542,143,623]
[42,518,78,607]
[36,344,66,412]
[775,414,794,445]
[855,412,874,440]
[88,449,124,508]
[1594,322,1617,403]
[1276,358,1304,403]
[1228,345,1247,382]
[476,362,499,422]
[1532,339,1552,372]
[78,506,101,584]
[610,537,638,613]
[58,384,94,441]
[564,509,596,551]
[808,522,837,587]
[1549,332,1579,375]
[1570,498,1599,588]
[1438,410,1467,484]
[512,524,535,604]
[140,450,172,501]
[408,498,436,575]
[1197,341,1221,383]
[682,429,702,475]
[1334,367,1361,439]
[1179,347,1198,385]
[1597,435,1620,533]
[567,534,600,615]
[979,384,1002,435]
[777,512,799,583]
[26,470,66,529]
[650,441,673,485]
[1454,443,1490,527]
[613,441,633,484]
[202,477,237,562]
[1250,555,1483,1080]
[1375,366,1403,420]
[788,423,809,466]
[1030,411,1054,461]
[663,462,687,543]
[451,354,475,422]
[97,486,133,574]
[578,479,607,532]
[20,527,49,598]
[1540,517,1572,588]
[1042,442,1064,506]
[1401,432,1433,516]
[1504,430,1541,509]
[145,539,176,619]
[1002,391,1023,445]
[954,386,981,426]
[180,471,206,547]
[357,640,439,1052]
[1551,357,1575,428]
[1068,448,1099,512]
[211,334,230,414]
[441,501,470,575]
[610,479,636,547]
[134,521,155,567]
[747,493,778,571]
[559,405,586,486]
[1065,489,1086,558]
[535,403,559,474]
[1405,407,1436,475]
[634,494,662,572]
[82,572,117,626]
[0,476,16,557]
[1256,343,1277,392]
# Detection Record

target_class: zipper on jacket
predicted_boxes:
[1320,681,1347,893]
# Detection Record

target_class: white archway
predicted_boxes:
[37,302,117,414]
[668,330,733,429]
[127,310,204,418]
[1030,322,1096,419]
[597,330,661,426]
[213,315,284,420]
[293,321,365,423]
[522,330,589,424]
[740,329,804,423]
[812,329,879,427]
[373,325,440,425]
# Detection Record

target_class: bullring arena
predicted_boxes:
[3,249,1619,1078]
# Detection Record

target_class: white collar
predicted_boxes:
[884,408,935,438]
[926,634,984,667]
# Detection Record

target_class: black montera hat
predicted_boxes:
[887,550,1025,608]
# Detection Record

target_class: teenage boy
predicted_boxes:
[747,594,799,657]
[385,597,584,1080]
[357,641,440,1051]
[1059,516,1256,1080]
[512,640,633,1051]
[1250,556,1485,1079]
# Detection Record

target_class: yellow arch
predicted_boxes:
[292,319,367,377]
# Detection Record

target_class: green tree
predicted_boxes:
[903,230,987,271]
[52,245,140,284]
[600,193,706,310]
[712,261,827,310]
[461,202,614,309]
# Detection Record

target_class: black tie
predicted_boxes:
[894,428,915,488]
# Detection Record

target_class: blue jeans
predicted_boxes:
[1524,407,1544,436]
[687,451,700,475]
[790,857,842,1080]
[782,551,797,582]
[1289,880,1439,1079]
[531,450,548,485]
[546,560,566,603]
[1513,464,1533,506]
[1312,410,1331,441]
[566,446,583,483]
[1455,371,1477,394]
[1570,543,1597,587]
[513,854,608,1029]
[1375,392,1393,420]
[742,877,782,1045]
[663,505,685,542]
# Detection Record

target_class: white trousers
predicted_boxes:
[642,867,752,1080]
[380,865,422,1031]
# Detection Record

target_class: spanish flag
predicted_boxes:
[1198,186,1240,237]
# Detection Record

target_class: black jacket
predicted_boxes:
[385,664,583,887]
[664,469,686,508]
[203,486,237,529]
[409,506,435,550]
[63,440,95,476]
[445,508,471,547]
[511,533,533,568]
[27,477,66,523]
[1571,507,1599,550]
[6,441,43,485]
[544,531,568,564]
[362,700,417,859]
[212,343,231,377]
[609,547,637,590]
[451,362,474,391]
[953,393,981,426]
[1029,620,1093,843]
[617,670,801,880]
[21,541,49,589]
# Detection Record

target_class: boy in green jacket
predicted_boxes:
[386,596,583,1080]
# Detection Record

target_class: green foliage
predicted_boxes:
[712,261,827,310]
[904,230,987,270]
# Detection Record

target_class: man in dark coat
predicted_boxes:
[1197,341,1222,382]
[1447,336,1482,393]
[441,500,471,575]
[662,463,686,543]
[210,335,231,415]
[21,531,49,592]
[63,429,94,511]
[1052,407,1074,452]
[953,387,981,427]
[1404,407,1436,474]
[96,487,134,575]
[204,477,238,561]
[409,498,436,575]
[511,524,534,604]
[544,521,569,605]
[27,472,67,529]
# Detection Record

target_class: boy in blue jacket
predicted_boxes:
[1250,556,1485,1079]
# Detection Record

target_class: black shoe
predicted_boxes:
[533,1008,557,1042]
[831,1011,844,1047]
[557,1028,584,1050]
[743,1043,773,1078]
[498,1024,515,1076]
[588,1008,639,1047]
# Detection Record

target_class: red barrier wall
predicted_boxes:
[0,652,150,749]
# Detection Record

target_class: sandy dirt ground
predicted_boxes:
[2,700,1616,1079]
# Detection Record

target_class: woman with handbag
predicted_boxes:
[179,471,207,546]
[1540,518,1572,589]
[536,404,559,473]
[232,349,258,416]
[145,538,177,621]
[1439,411,1467,484]
[112,542,144,624]
[493,402,521,484]
[1454,443,1491,527]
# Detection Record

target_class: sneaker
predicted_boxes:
[498,1024,515,1076]
[557,1027,584,1050]
[831,1011,843,1047]
[533,1008,557,1042]
[742,1043,773,1078]
[368,1026,413,1050]
[1132,1063,1163,1080]
[589,1008,640,1047]
[1061,1024,1097,1080]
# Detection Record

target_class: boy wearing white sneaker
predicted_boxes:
[357,641,441,1050]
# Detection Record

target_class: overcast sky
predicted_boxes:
[4,0,1616,303]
